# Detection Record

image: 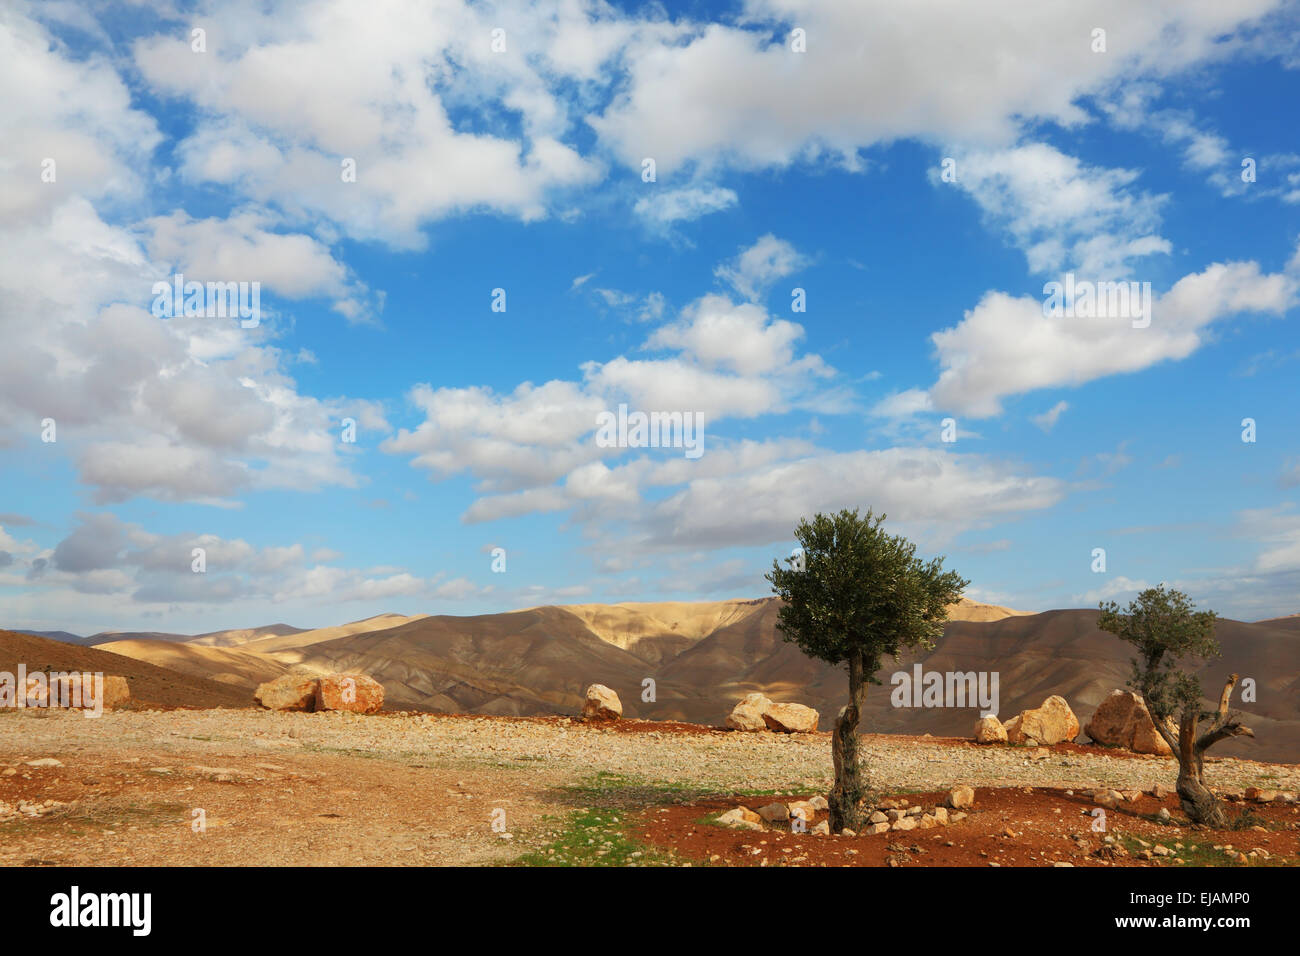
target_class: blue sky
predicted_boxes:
[2,0,1299,634]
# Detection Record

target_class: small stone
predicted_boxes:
[945,786,975,809]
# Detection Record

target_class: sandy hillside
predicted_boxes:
[0,631,252,709]
[92,639,289,688]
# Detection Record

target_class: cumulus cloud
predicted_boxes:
[143,209,379,322]
[633,185,737,226]
[22,512,458,612]
[637,447,1065,552]
[132,0,611,248]
[383,258,841,510]
[0,12,381,505]
[915,254,1298,417]
[589,0,1283,174]
[939,144,1170,278]
[714,234,809,301]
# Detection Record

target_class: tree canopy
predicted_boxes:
[766,508,967,675]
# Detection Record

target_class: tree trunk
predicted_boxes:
[1177,767,1226,827]
[1176,711,1226,826]
[829,650,866,832]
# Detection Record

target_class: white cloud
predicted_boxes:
[20,512,444,612]
[714,234,809,301]
[940,144,1170,278]
[636,446,1065,552]
[1077,575,1151,604]
[143,209,378,322]
[633,185,737,226]
[645,294,818,377]
[132,0,609,248]
[385,253,841,507]
[589,0,1283,175]
[923,254,1297,417]
[0,12,378,505]
[1031,400,1069,432]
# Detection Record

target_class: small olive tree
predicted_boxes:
[767,509,967,832]
[1097,585,1253,827]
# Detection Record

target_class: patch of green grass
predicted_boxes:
[1114,831,1291,867]
[559,770,713,805]
[511,772,728,867]
[512,807,676,867]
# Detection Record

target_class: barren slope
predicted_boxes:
[93,639,288,689]
[0,630,253,709]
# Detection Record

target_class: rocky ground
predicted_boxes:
[1,708,1297,867]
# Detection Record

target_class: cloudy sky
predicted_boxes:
[3,0,1300,635]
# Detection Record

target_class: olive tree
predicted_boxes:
[766,509,967,832]
[1097,585,1253,827]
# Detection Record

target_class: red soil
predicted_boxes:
[632,787,1300,867]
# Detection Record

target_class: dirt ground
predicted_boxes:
[633,787,1300,867]
[2,707,1297,866]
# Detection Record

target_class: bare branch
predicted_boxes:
[1197,715,1255,752]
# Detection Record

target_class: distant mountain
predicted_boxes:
[8,629,88,644]
[186,623,310,647]
[39,598,1300,762]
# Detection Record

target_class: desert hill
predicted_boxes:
[92,639,291,689]
[89,613,430,690]
[17,598,1298,762]
[0,630,253,709]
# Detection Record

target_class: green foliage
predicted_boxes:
[765,508,968,680]
[1097,584,1219,723]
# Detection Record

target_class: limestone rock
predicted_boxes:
[45,674,130,711]
[255,675,320,712]
[1084,690,1174,756]
[717,808,764,831]
[582,684,622,720]
[945,786,975,809]
[315,674,384,714]
[974,713,1008,744]
[761,702,819,734]
[757,802,790,822]
[788,800,816,822]
[1004,695,1079,746]
[101,676,130,709]
[725,692,772,731]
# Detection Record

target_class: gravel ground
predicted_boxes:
[2,708,1296,866]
